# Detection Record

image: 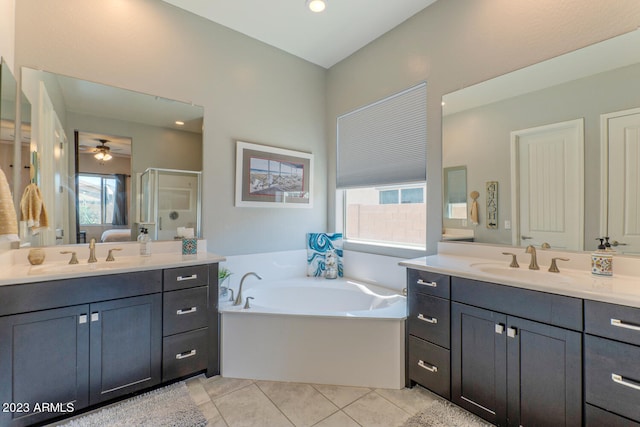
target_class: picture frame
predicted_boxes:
[235,141,313,208]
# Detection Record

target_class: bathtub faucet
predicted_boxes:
[234,272,262,306]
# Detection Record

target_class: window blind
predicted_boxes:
[337,82,426,188]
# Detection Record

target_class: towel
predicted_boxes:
[470,200,479,225]
[0,167,19,241]
[20,182,49,234]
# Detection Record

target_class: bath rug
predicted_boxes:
[59,382,207,427]
[402,399,493,427]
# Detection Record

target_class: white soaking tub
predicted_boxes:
[219,277,407,389]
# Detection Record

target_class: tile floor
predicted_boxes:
[186,375,446,427]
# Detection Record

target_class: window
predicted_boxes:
[344,184,426,249]
[337,83,427,251]
[78,174,116,225]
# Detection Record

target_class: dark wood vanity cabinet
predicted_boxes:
[406,269,451,399]
[584,300,640,425]
[0,263,219,427]
[450,278,583,427]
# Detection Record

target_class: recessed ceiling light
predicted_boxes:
[306,0,326,13]
[175,121,185,126]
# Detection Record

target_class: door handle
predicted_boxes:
[177,307,197,315]
[611,318,640,332]
[611,373,640,391]
[177,274,198,281]
[521,235,533,240]
[176,349,197,360]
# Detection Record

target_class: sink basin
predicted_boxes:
[28,259,142,276]
[469,263,574,285]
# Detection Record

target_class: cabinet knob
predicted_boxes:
[91,312,100,322]
[507,327,517,338]
[495,324,505,334]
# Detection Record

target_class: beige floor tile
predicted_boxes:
[312,411,361,427]
[311,384,372,408]
[343,391,410,427]
[202,375,254,399]
[214,383,294,427]
[374,386,441,416]
[187,377,213,406]
[199,400,228,427]
[257,381,339,427]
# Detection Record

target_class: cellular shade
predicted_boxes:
[337,83,426,188]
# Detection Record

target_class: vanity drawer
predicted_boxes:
[408,335,450,399]
[163,265,209,291]
[585,300,640,346]
[586,404,640,427]
[407,269,450,299]
[162,328,208,382]
[408,293,450,348]
[585,335,640,422]
[163,286,209,336]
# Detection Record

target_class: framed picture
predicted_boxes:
[235,141,313,208]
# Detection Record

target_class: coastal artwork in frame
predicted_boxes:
[235,141,313,208]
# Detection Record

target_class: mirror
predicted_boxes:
[0,59,17,199]
[442,29,640,254]
[443,166,467,219]
[20,68,204,247]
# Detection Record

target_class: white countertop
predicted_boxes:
[400,245,640,308]
[0,240,225,286]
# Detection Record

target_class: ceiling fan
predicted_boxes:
[93,139,113,161]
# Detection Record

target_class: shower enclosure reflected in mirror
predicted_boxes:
[20,67,204,246]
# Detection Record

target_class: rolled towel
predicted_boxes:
[20,182,49,233]
[0,167,19,241]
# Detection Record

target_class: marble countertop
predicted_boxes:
[400,250,640,308]
[0,240,225,286]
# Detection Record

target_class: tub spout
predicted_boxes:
[234,272,262,306]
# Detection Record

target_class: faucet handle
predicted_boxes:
[106,248,123,262]
[548,257,570,273]
[244,296,255,309]
[228,288,235,302]
[60,251,79,265]
[502,252,519,268]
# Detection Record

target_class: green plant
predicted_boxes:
[218,267,232,282]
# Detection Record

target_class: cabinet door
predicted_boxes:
[0,305,89,427]
[506,316,582,427]
[89,294,162,405]
[452,302,507,425]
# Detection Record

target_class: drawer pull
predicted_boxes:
[177,274,198,281]
[611,373,640,391]
[176,349,197,360]
[417,279,437,287]
[177,307,197,315]
[417,360,438,373]
[611,318,640,332]
[417,314,438,324]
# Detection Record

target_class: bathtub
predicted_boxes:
[219,277,407,389]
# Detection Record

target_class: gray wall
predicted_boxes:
[443,62,640,248]
[14,0,327,256]
[326,0,640,254]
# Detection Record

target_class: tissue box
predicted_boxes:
[182,238,197,255]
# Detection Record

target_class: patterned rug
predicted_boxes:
[402,399,493,427]
[59,382,206,427]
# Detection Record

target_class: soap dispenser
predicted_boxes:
[591,238,612,276]
[138,227,151,257]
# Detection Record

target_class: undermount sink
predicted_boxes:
[28,259,141,275]
[469,263,575,285]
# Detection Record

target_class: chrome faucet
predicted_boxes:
[525,245,539,270]
[88,238,98,263]
[234,272,262,306]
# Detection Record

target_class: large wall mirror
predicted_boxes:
[443,29,640,255]
[20,68,204,247]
